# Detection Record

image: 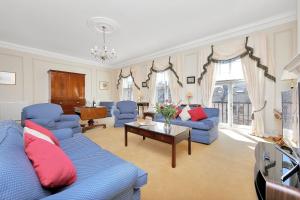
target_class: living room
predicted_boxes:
[1,0,300,200]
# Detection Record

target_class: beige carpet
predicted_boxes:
[84,126,264,200]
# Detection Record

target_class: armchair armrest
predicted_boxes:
[52,128,73,140]
[30,118,55,129]
[41,163,138,200]
[60,114,80,121]
[113,109,121,117]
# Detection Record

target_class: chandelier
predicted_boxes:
[88,17,119,63]
[90,26,116,63]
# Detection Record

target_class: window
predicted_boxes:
[212,59,252,126]
[155,71,171,103]
[122,76,133,100]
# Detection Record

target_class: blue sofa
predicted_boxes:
[0,120,147,200]
[155,107,219,144]
[114,101,138,127]
[21,103,81,133]
[100,101,114,117]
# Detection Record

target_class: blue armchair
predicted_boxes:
[99,101,114,117]
[21,103,81,133]
[113,101,138,127]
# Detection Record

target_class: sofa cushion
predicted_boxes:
[22,103,63,122]
[179,105,191,121]
[155,117,218,131]
[24,132,77,188]
[188,107,208,121]
[118,113,136,119]
[0,120,50,199]
[25,120,60,146]
[117,101,137,113]
[55,121,79,129]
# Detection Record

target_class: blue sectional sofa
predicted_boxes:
[21,103,82,134]
[0,120,147,200]
[155,107,219,144]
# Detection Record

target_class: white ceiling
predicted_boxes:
[0,0,297,67]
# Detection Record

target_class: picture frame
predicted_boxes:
[99,81,109,90]
[186,76,195,84]
[0,71,16,85]
[142,82,147,87]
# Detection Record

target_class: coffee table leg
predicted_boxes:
[143,136,146,140]
[125,126,128,147]
[188,130,191,155]
[172,143,176,168]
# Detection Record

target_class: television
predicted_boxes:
[282,82,300,159]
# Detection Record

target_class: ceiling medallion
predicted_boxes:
[87,17,119,63]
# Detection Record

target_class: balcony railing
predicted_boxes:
[212,101,252,126]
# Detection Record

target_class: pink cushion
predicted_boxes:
[188,107,208,121]
[24,133,77,188]
[25,120,60,146]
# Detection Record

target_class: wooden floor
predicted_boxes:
[85,126,265,200]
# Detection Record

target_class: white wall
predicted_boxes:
[0,47,117,120]
[115,22,297,136]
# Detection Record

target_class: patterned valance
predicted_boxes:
[116,69,140,90]
[144,56,183,88]
[198,36,276,85]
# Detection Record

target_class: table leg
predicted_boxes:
[188,130,191,155]
[172,143,176,168]
[143,136,146,140]
[125,126,128,147]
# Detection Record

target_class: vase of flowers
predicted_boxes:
[155,102,177,131]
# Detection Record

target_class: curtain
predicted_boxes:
[241,56,265,137]
[199,62,216,107]
[117,69,123,100]
[198,46,216,107]
[169,54,183,104]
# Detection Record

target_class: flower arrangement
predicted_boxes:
[155,101,177,125]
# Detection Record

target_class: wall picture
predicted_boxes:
[0,71,16,85]
[187,76,195,84]
[142,82,147,87]
[99,81,109,90]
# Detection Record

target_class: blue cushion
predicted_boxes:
[22,103,63,121]
[0,120,50,200]
[117,101,137,114]
[156,117,218,130]
[118,113,136,119]
[55,121,79,129]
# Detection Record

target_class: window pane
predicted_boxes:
[212,83,228,123]
[155,71,171,103]
[122,76,133,100]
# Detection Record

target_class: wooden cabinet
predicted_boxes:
[49,70,86,114]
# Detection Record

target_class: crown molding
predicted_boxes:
[0,40,112,68]
[112,11,297,68]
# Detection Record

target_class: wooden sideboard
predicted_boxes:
[49,70,86,114]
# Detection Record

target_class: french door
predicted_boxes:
[212,80,252,127]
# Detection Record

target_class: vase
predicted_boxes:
[164,117,171,133]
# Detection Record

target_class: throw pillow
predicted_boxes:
[174,107,182,118]
[188,107,208,121]
[179,105,191,121]
[24,132,77,188]
[25,120,60,146]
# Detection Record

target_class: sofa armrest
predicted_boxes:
[30,118,55,129]
[133,109,138,116]
[41,163,138,200]
[52,128,74,140]
[60,114,80,121]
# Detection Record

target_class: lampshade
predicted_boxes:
[281,70,298,81]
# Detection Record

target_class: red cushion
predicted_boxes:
[174,107,182,118]
[188,107,208,121]
[25,120,60,146]
[24,133,77,188]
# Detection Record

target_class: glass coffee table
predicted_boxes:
[124,121,191,168]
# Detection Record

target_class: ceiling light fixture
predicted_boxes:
[88,17,119,63]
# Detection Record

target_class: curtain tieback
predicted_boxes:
[251,100,267,120]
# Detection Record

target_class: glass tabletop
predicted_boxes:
[125,121,190,137]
